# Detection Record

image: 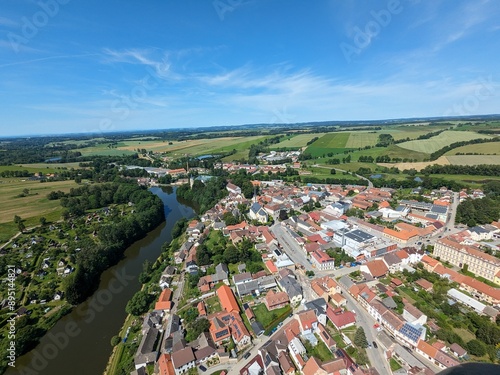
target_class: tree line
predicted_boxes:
[61,182,165,304]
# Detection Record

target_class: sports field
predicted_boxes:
[445,142,500,155]
[398,131,492,154]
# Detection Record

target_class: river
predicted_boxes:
[9,186,195,375]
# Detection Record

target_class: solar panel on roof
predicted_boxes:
[216,329,229,338]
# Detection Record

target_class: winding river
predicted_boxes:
[9,186,195,375]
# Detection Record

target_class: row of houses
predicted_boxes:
[421,255,500,310]
[240,301,368,375]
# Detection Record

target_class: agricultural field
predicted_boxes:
[379,155,500,172]
[349,144,428,162]
[0,178,79,244]
[305,132,351,157]
[445,142,500,155]
[378,157,450,171]
[76,136,270,159]
[397,131,492,154]
[446,155,500,165]
[454,121,500,132]
[269,133,326,149]
[383,123,451,140]
[345,132,379,148]
[0,162,83,174]
[74,145,137,157]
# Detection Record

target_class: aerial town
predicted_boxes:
[132,178,500,375]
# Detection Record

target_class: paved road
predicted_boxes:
[340,284,392,375]
[271,223,314,271]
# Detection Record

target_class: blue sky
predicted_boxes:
[0,0,499,136]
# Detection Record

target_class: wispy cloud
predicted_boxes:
[0,16,18,27]
[0,53,98,69]
[430,0,495,51]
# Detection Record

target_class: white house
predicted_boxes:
[249,202,268,223]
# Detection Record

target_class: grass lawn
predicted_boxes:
[305,337,334,362]
[452,327,476,343]
[331,333,347,349]
[390,358,402,371]
[306,166,361,181]
[396,287,416,304]
[205,295,222,314]
[252,303,291,329]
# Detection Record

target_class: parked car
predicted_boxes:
[243,352,251,359]
[373,341,378,348]
[199,365,207,372]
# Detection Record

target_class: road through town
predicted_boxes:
[340,284,392,375]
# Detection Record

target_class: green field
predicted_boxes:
[445,142,500,155]
[269,133,326,149]
[350,144,428,162]
[305,133,351,157]
[75,136,271,159]
[446,155,500,165]
[0,178,79,244]
[384,124,451,140]
[0,163,84,174]
[398,131,492,154]
[345,132,379,148]
[74,145,137,156]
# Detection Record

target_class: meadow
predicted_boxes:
[0,163,83,174]
[397,130,492,154]
[0,178,79,244]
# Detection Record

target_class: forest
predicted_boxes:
[176,176,228,213]
[455,181,500,226]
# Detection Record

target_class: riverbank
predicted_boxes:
[6,187,195,375]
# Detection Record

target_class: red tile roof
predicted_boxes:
[217,285,240,313]
[155,288,173,310]
[326,307,356,329]
[265,260,278,274]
